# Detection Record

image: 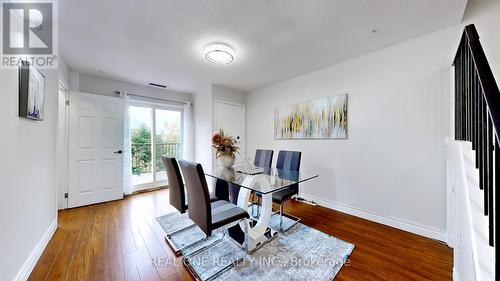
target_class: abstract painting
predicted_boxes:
[19,61,45,121]
[274,94,348,139]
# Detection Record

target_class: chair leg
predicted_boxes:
[242,218,249,252]
[277,198,301,233]
[184,219,249,281]
[183,218,249,281]
[257,196,262,217]
[279,200,285,231]
[165,223,200,255]
[183,231,225,257]
[251,203,258,218]
[184,217,249,257]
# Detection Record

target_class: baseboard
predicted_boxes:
[301,194,448,242]
[14,218,57,281]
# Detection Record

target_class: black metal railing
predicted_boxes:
[454,24,500,280]
[131,143,181,175]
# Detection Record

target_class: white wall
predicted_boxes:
[194,84,246,171]
[464,0,500,83]
[0,68,59,280]
[447,142,477,281]
[75,72,193,103]
[245,0,500,241]
[447,141,494,281]
[212,85,246,167]
[246,24,462,239]
[194,85,214,171]
[57,55,70,89]
[212,84,246,105]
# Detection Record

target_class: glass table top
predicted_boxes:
[205,165,319,194]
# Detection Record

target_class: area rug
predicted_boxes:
[156,211,194,234]
[248,205,299,232]
[156,211,225,253]
[157,212,355,281]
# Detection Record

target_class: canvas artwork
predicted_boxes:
[274,94,348,139]
[19,62,46,121]
[27,65,45,120]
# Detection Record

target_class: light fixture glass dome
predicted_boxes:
[204,43,235,64]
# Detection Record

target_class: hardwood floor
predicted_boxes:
[28,189,452,281]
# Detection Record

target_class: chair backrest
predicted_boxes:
[254,149,274,168]
[276,150,302,192]
[178,160,212,236]
[214,179,230,201]
[276,150,301,172]
[161,156,187,214]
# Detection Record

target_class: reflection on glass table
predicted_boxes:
[205,166,318,194]
[205,165,319,252]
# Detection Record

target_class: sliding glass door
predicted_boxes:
[130,103,182,190]
[154,109,182,183]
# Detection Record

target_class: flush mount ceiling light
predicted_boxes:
[204,43,235,64]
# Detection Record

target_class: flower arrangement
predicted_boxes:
[212,129,240,159]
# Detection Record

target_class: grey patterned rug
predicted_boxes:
[157,212,354,281]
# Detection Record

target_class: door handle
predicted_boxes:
[114,150,123,154]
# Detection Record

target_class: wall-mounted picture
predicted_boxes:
[275,94,348,139]
[18,61,46,121]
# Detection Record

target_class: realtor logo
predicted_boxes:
[1,0,58,68]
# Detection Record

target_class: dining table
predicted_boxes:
[205,165,319,252]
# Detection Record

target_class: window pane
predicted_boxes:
[155,109,182,183]
[130,106,153,187]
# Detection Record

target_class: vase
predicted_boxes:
[221,167,236,181]
[219,153,235,168]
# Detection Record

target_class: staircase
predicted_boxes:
[463,142,494,280]
[452,24,500,281]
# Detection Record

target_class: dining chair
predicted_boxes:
[162,156,195,254]
[161,156,225,207]
[252,149,274,217]
[254,149,274,168]
[162,156,188,214]
[273,150,302,231]
[178,160,249,251]
[162,157,227,255]
[214,179,230,202]
[162,156,223,213]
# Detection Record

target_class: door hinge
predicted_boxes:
[65,100,70,106]
[64,193,68,198]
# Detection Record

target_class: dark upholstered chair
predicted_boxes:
[214,179,230,202]
[252,150,274,216]
[254,149,274,168]
[162,157,230,255]
[228,149,275,207]
[162,156,187,214]
[162,156,221,213]
[273,150,302,231]
[178,160,249,237]
[273,150,301,203]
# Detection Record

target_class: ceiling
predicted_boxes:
[60,0,467,94]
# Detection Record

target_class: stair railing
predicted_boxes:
[454,23,500,280]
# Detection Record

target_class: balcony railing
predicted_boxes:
[131,143,181,175]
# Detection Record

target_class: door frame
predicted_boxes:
[56,81,70,209]
[128,100,184,191]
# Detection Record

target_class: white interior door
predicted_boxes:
[215,101,246,164]
[68,91,124,208]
